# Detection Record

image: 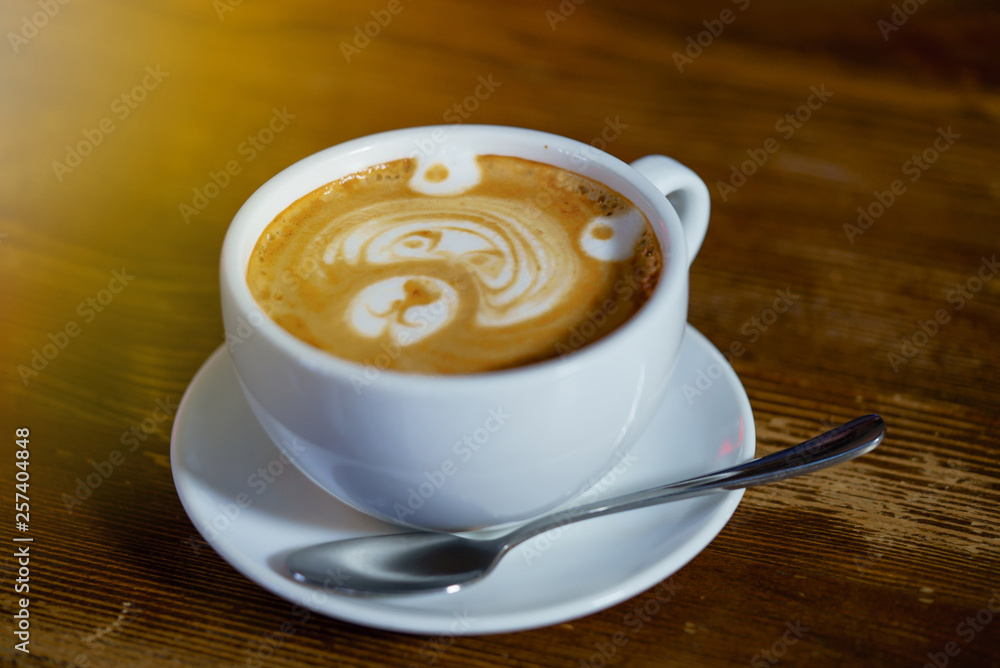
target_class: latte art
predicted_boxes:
[349,276,458,345]
[313,197,580,344]
[247,155,663,373]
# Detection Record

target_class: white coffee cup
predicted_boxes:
[220,125,709,532]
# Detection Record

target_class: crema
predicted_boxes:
[247,155,662,373]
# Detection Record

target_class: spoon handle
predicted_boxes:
[503,414,886,549]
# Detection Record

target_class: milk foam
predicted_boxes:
[579,209,647,262]
[349,276,458,346]
[246,154,662,373]
[408,146,482,196]
[315,197,580,343]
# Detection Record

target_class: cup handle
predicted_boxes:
[630,156,710,266]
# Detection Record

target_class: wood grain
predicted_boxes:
[2,0,998,666]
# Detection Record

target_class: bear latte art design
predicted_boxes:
[247,155,662,374]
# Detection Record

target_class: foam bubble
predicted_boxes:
[409,146,482,196]
[579,208,646,262]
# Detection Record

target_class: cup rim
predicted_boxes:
[221,124,689,388]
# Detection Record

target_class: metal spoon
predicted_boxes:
[286,414,885,595]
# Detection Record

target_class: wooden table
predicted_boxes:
[3,0,998,665]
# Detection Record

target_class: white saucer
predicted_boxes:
[171,325,755,635]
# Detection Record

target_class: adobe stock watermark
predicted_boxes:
[844,126,959,244]
[340,0,413,63]
[72,601,142,668]
[184,438,308,554]
[239,583,367,667]
[17,267,135,386]
[550,264,649,359]
[716,85,833,202]
[224,307,270,354]
[213,0,242,21]
[392,407,511,523]
[584,115,629,154]
[682,287,800,403]
[61,396,178,512]
[405,612,477,668]
[853,534,896,573]
[672,0,751,73]
[520,448,639,567]
[922,589,1000,668]
[179,106,295,224]
[408,127,450,163]
[750,619,810,667]
[442,74,502,124]
[887,254,997,372]
[579,579,682,667]
[545,0,586,31]
[52,66,169,182]
[8,0,71,54]
[256,570,362,665]
[877,0,928,41]
[240,603,313,668]
[550,115,630,182]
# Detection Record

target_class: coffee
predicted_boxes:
[246,154,662,374]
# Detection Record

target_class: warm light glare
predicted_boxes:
[718,415,745,459]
